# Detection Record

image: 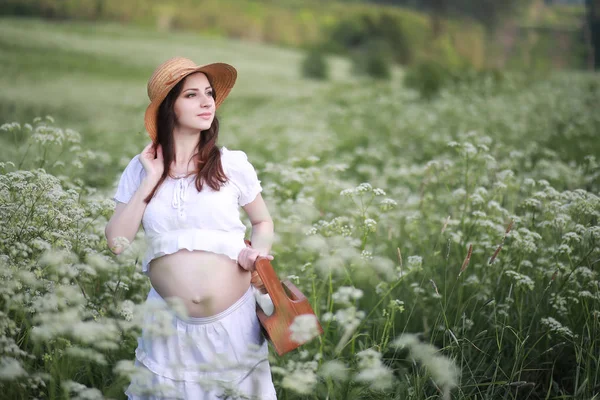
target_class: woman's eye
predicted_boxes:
[206,91,213,97]
[186,93,195,98]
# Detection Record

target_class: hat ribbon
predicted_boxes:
[164,67,200,86]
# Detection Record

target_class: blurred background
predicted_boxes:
[1,0,597,183]
[1,0,596,72]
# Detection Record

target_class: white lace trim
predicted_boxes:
[142,229,246,273]
[170,176,191,220]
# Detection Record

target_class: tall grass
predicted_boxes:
[1,18,599,400]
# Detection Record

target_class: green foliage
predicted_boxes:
[301,46,330,80]
[404,60,509,99]
[1,18,600,400]
[350,39,393,80]
[327,8,420,65]
[323,7,491,74]
[2,0,585,72]
[0,0,485,69]
[428,35,465,70]
[403,60,450,99]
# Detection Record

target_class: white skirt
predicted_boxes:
[125,286,277,400]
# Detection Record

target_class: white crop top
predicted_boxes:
[112,146,262,274]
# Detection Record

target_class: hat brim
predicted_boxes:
[144,62,237,143]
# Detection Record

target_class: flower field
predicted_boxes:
[0,17,599,400]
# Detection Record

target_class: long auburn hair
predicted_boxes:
[143,74,228,203]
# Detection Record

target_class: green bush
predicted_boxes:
[351,39,393,80]
[404,60,450,99]
[301,46,330,80]
[328,9,414,66]
[405,60,510,99]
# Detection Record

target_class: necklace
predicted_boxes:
[169,172,194,179]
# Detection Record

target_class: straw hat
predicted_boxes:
[144,57,237,143]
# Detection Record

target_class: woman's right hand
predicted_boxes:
[139,142,164,182]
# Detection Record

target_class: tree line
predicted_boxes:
[344,0,597,70]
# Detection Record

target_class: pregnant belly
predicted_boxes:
[147,249,251,318]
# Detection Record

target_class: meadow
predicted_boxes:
[1,17,599,400]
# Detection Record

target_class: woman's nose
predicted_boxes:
[200,93,213,107]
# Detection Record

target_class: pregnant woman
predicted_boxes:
[105,57,277,399]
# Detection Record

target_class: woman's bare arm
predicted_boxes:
[104,178,156,255]
[243,193,274,255]
[106,143,163,255]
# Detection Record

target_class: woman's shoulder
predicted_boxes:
[121,153,145,179]
[219,146,262,203]
[113,153,146,203]
[130,153,142,164]
[126,153,144,170]
[220,146,252,170]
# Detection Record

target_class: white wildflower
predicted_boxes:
[389,299,405,313]
[562,232,581,243]
[578,291,594,299]
[575,267,595,279]
[314,253,347,276]
[520,260,533,269]
[550,294,568,316]
[332,306,365,353]
[319,360,348,381]
[497,169,515,181]
[109,236,131,253]
[119,300,135,322]
[393,334,459,396]
[340,188,355,197]
[65,347,107,365]
[62,380,103,400]
[557,243,572,255]
[356,183,372,193]
[354,348,394,390]
[332,286,364,305]
[372,256,396,281]
[407,255,423,272]
[470,194,485,206]
[504,270,535,291]
[461,142,477,155]
[0,357,27,380]
[541,317,574,338]
[379,198,397,211]
[494,181,508,190]
[364,218,377,232]
[452,188,467,198]
[281,361,318,395]
[289,314,320,344]
[411,282,426,295]
[523,198,541,208]
[305,227,318,235]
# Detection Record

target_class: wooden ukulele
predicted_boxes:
[246,244,323,355]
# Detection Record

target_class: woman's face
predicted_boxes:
[173,72,216,132]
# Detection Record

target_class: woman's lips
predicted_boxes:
[198,113,212,120]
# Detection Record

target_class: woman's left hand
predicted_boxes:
[237,246,274,272]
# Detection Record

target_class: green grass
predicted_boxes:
[1,16,599,400]
[0,16,365,185]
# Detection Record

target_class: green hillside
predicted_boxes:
[0,16,366,186]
